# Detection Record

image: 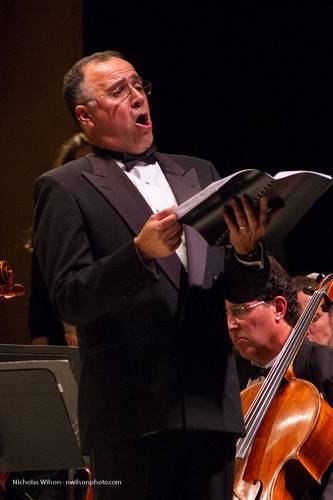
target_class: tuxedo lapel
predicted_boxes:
[156,153,201,204]
[84,154,152,232]
[83,154,183,289]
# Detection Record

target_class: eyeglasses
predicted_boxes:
[79,79,152,106]
[226,301,266,319]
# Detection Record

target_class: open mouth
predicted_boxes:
[135,113,150,126]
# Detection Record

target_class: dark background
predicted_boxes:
[84,3,333,176]
[83,2,333,273]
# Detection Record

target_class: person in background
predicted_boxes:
[292,273,333,347]
[227,256,333,499]
[33,50,272,500]
[28,132,91,346]
[53,132,91,166]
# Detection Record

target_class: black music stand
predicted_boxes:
[0,343,81,383]
[0,349,84,472]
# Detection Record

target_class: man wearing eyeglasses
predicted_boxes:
[227,256,333,499]
[33,50,271,500]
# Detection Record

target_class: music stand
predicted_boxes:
[0,347,84,471]
[0,344,81,383]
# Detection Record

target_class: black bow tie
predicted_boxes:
[93,145,158,171]
[122,145,158,171]
[247,364,271,381]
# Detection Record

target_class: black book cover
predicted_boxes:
[176,169,332,248]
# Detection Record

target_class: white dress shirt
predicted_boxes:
[246,356,277,388]
[118,160,188,270]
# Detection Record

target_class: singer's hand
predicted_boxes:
[134,206,183,261]
[223,195,269,255]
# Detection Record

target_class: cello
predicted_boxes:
[234,274,333,499]
[0,260,25,301]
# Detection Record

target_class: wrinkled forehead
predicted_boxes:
[83,58,138,90]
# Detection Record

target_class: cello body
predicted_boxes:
[234,377,333,499]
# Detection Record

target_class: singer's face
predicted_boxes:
[75,57,153,154]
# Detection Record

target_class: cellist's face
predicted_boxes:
[226,297,290,365]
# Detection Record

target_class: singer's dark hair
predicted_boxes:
[63,50,125,125]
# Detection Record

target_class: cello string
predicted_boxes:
[244,288,323,429]
[238,288,326,457]
[244,290,323,433]
[237,286,328,457]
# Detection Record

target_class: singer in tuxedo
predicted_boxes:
[227,256,333,499]
[33,50,271,500]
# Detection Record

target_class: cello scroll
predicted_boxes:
[0,260,25,301]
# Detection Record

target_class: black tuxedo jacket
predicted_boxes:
[33,150,269,452]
